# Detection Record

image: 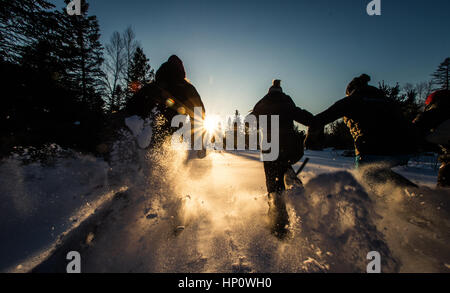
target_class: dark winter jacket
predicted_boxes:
[126,55,205,122]
[251,88,314,163]
[124,82,168,118]
[413,90,450,162]
[313,85,417,157]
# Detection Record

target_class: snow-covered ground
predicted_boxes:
[1,147,449,273]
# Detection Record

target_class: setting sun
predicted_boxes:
[203,115,220,133]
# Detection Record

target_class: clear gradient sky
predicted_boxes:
[55,0,450,118]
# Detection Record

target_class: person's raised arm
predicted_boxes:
[284,95,314,126]
[293,107,315,127]
[314,96,353,127]
[304,96,353,150]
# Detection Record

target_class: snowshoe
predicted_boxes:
[362,166,418,188]
[284,167,304,191]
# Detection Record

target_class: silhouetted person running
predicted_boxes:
[126,55,206,155]
[306,74,418,186]
[251,80,314,238]
[413,90,450,187]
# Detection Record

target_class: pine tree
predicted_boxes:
[0,0,55,62]
[432,58,450,90]
[121,46,154,110]
[378,81,401,102]
[58,0,104,107]
[0,1,106,153]
[127,47,153,90]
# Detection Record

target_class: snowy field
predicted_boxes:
[1,147,449,273]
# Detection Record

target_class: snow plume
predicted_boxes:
[285,171,399,272]
[94,149,448,273]
[108,115,154,185]
[353,164,450,273]
[124,115,153,149]
[3,142,449,272]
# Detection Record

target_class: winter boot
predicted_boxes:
[268,192,290,239]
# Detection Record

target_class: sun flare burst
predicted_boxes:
[203,115,220,134]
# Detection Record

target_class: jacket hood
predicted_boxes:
[155,55,186,85]
[346,74,371,96]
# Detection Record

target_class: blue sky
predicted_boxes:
[56,0,450,118]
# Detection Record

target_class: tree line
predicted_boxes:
[0,1,449,157]
[0,0,153,157]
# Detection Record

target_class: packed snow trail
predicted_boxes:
[2,147,449,272]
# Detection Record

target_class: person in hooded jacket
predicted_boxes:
[413,89,450,187]
[251,79,314,238]
[126,55,206,154]
[305,74,419,186]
